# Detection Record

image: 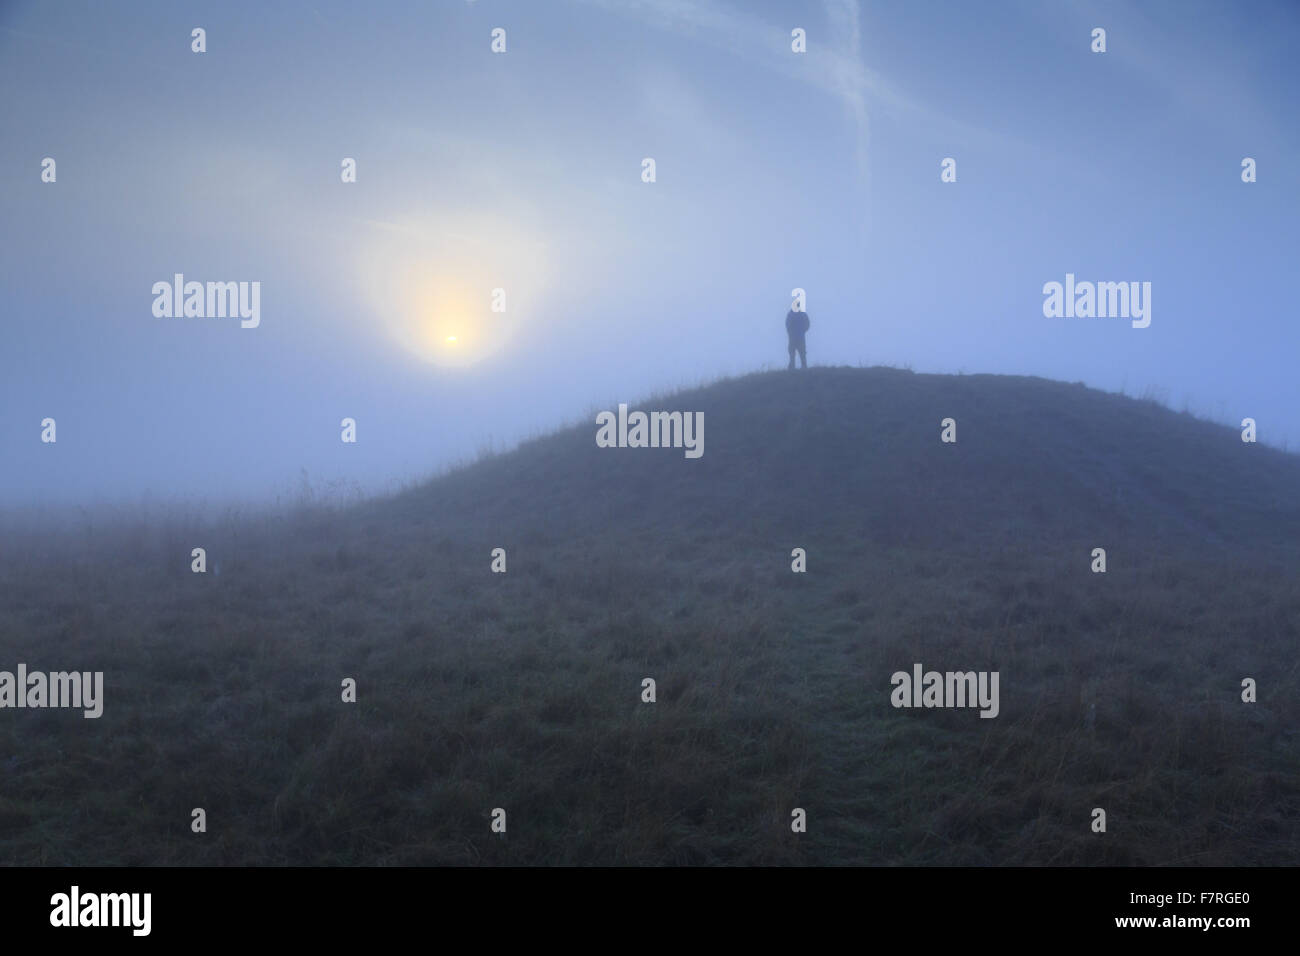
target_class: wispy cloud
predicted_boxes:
[568,0,886,182]
[563,0,1038,232]
[821,0,870,184]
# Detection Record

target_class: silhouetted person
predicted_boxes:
[786,306,810,369]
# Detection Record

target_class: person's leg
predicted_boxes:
[787,341,796,370]
[798,342,807,368]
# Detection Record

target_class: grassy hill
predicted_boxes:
[2,366,1298,864]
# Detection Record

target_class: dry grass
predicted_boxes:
[1,367,1297,864]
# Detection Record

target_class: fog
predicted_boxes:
[2,0,1297,510]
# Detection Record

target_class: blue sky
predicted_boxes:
[2,0,1297,507]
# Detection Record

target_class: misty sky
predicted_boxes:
[2,0,1297,508]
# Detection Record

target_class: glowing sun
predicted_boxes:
[357,214,548,368]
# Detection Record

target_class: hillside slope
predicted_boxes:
[2,367,1298,864]
[391,365,1300,557]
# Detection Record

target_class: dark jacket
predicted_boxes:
[785,310,810,340]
